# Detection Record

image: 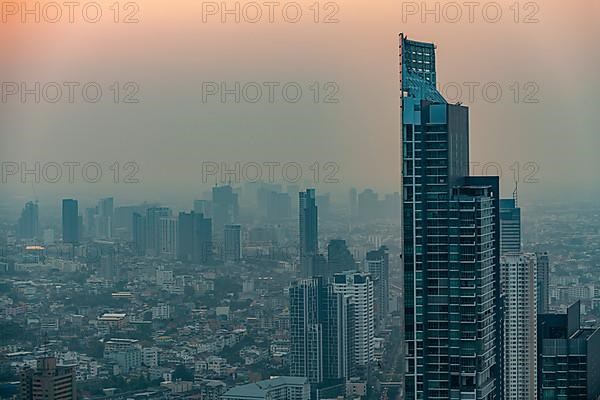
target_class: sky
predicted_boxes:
[1,0,599,215]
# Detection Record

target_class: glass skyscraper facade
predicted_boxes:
[499,199,521,255]
[401,34,501,400]
[538,302,600,400]
[289,277,350,394]
[62,199,79,244]
[299,189,318,278]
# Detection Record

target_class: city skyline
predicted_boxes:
[2,1,600,211]
[2,5,600,398]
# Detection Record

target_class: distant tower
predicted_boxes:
[96,197,114,239]
[159,217,178,259]
[132,212,147,256]
[366,246,389,330]
[349,188,358,219]
[177,211,213,264]
[146,207,171,256]
[500,198,521,255]
[299,189,318,278]
[536,252,550,313]
[358,189,378,220]
[332,271,375,367]
[224,224,242,262]
[501,253,538,400]
[212,185,239,240]
[289,277,350,388]
[17,201,39,240]
[61,199,79,244]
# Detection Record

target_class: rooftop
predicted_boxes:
[223,377,308,399]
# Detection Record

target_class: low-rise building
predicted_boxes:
[222,376,309,400]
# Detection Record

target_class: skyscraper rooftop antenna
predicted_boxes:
[513,180,519,207]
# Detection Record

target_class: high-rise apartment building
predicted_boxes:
[500,199,521,255]
[104,338,142,374]
[19,356,76,400]
[401,34,502,399]
[299,189,318,278]
[159,217,178,259]
[366,246,389,329]
[536,252,550,314]
[177,211,212,264]
[332,272,375,367]
[61,199,79,244]
[500,253,538,400]
[146,207,171,257]
[289,277,350,394]
[132,212,146,256]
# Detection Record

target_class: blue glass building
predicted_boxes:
[62,199,79,244]
[499,199,521,255]
[401,34,502,400]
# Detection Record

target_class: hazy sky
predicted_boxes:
[1,0,599,215]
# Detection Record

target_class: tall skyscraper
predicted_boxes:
[177,211,213,264]
[224,224,242,262]
[500,253,538,400]
[146,207,171,257]
[96,197,114,239]
[299,189,318,278]
[132,212,146,256]
[84,206,97,239]
[500,199,521,254]
[348,188,358,219]
[17,201,39,240]
[536,252,550,314]
[159,217,178,259]
[332,271,375,367]
[19,356,76,400]
[100,253,116,282]
[358,189,379,220]
[61,199,79,244]
[538,301,600,400]
[401,34,501,399]
[289,277,350,394]
[366,246,389,329]
[212,185,239,239]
